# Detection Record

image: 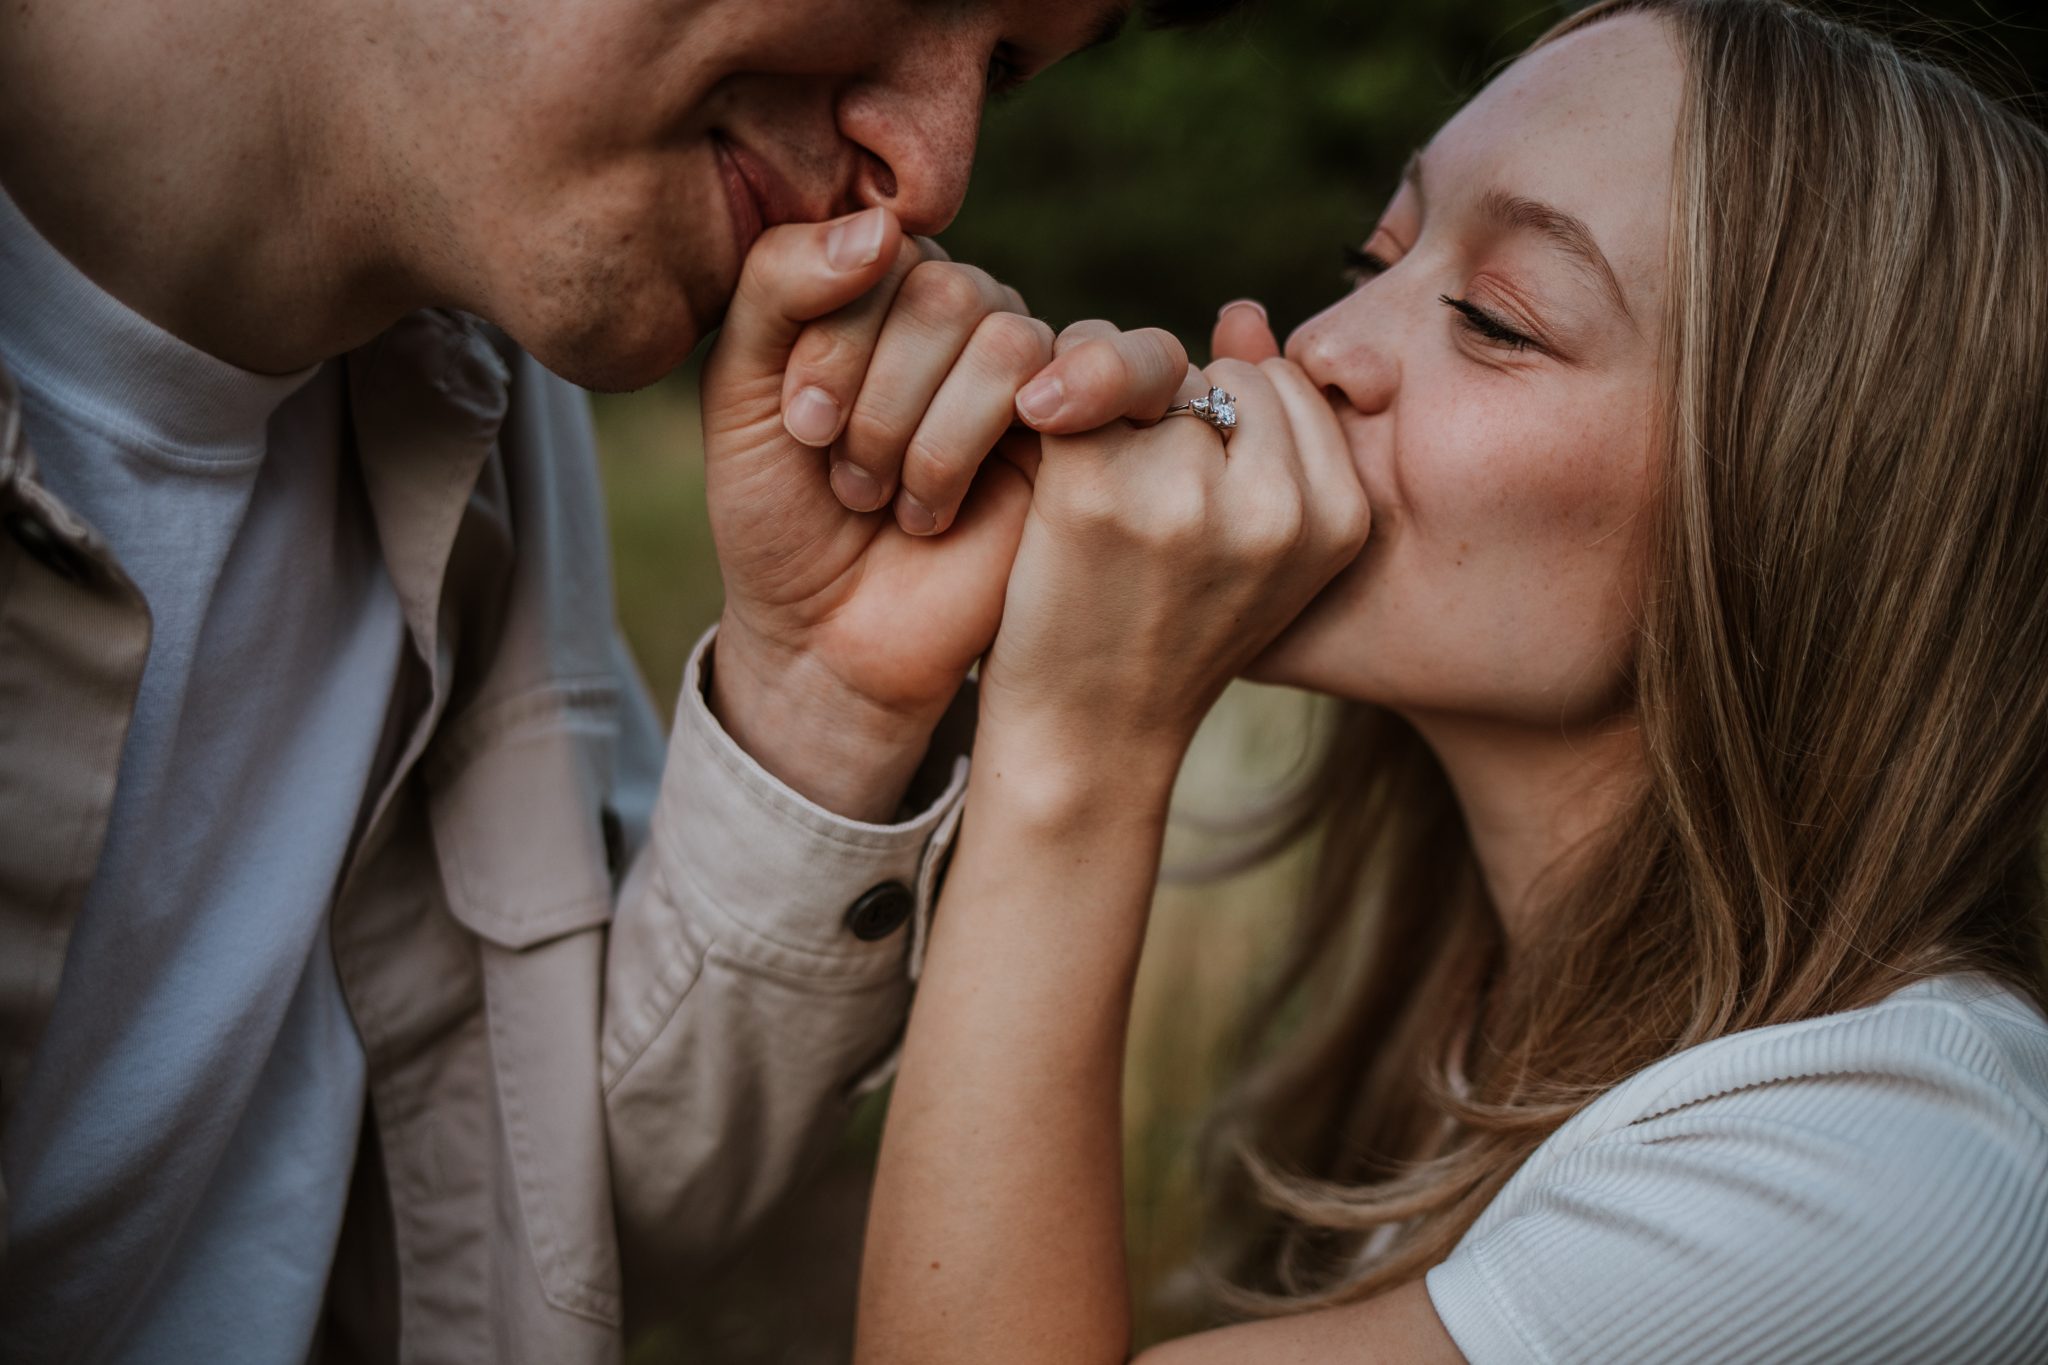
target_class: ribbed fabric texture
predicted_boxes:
[1426,973,2048,1363]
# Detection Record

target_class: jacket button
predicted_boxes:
[844,881,914,942]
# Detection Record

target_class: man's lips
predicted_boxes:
[713,132,824,259]
[714,137,764,259]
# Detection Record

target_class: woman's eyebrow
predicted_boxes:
[1479,188,1635,326]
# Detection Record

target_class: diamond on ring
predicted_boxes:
[1168,386,1238,438]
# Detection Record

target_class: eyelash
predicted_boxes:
[1341,244,1388,282]
[1339,244,1540,353]
[1440,295,1538,351]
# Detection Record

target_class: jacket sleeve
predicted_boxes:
[598,626,968,1310]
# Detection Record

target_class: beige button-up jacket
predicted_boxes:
[0,310,967,1363]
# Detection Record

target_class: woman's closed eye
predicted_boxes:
[1440,294,1540,351]
[1343,242,1546,355]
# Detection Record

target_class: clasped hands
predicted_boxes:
[701,206,1370,823]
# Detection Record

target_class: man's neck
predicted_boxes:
[0,0,423,374]
[1405,706,1645,954]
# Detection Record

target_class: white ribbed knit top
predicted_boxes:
[1425,972,2048,1363]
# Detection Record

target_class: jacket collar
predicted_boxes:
[350,309,512,674]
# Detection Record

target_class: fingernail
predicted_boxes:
[784,386,841,446]
[1218,298,1268,324]
[830,461,886,512]
[825,207,890,272]
[1015,376,1065,426]
[897,493,938,536]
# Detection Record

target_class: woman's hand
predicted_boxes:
[979,314,1372,798]
[856,307,1415,1365]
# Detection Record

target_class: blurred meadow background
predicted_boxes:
[600,1,2048,1358]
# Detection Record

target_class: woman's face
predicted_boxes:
[1253,14,1680,731]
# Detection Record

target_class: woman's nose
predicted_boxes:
[1286,295,1399,417]
[841,41,987,236]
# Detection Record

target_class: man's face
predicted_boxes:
[368,0,1122,391]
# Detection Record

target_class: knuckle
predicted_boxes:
[788,323,863,379]
[1051,470,1122,531]
[1056,318,1116,350]
[972,311,1053,374]
[1071,337,1132,396]
[901,434,967,491]
[1133,478,1211,548]
[842,404,902,458]
[732,247,779,318]
[1241,488,1307,557]
[902,261,985,319]
[1131,327,1189,378]
[1203,357,1259,394]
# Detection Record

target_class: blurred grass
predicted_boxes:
[595,2,2048,1357]
[590,371,723,713]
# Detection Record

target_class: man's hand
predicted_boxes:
[700,207,1048,821]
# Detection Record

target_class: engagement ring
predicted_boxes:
[1164,386,1237,440]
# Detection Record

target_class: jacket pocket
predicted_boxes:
[424,681,628,1327]
[425,680,620,950]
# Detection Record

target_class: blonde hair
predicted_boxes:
[1205,0,2048,1311]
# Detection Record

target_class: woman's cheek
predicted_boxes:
[1378,406,1647,714]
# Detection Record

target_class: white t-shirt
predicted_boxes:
[1427,972,2048,1363]
[0,185,402,1362]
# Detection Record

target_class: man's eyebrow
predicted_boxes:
[1479,188,1634,325]
[1082,3,1134,50]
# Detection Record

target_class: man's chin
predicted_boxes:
[488,262,718,392]
[520,318,706,394]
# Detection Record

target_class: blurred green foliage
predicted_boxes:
[945,0,1562,352]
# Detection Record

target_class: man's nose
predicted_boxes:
[839,44,986,236]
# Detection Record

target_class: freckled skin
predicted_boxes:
[1251,15,1681,732]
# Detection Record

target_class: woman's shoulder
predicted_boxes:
[1426,974,2048,1364]
[1582,971,2048,1143]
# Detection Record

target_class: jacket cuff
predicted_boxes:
[651,627,968,979]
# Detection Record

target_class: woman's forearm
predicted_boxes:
[855,737,1184,1365]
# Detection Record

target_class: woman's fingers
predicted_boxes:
[896,312,1057,534]
[1197,357,1298,519]
[1255,356,1372,557]
[1014,324,1192,432]
[1201,356,1363,584]
[1211,298,1281,363]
